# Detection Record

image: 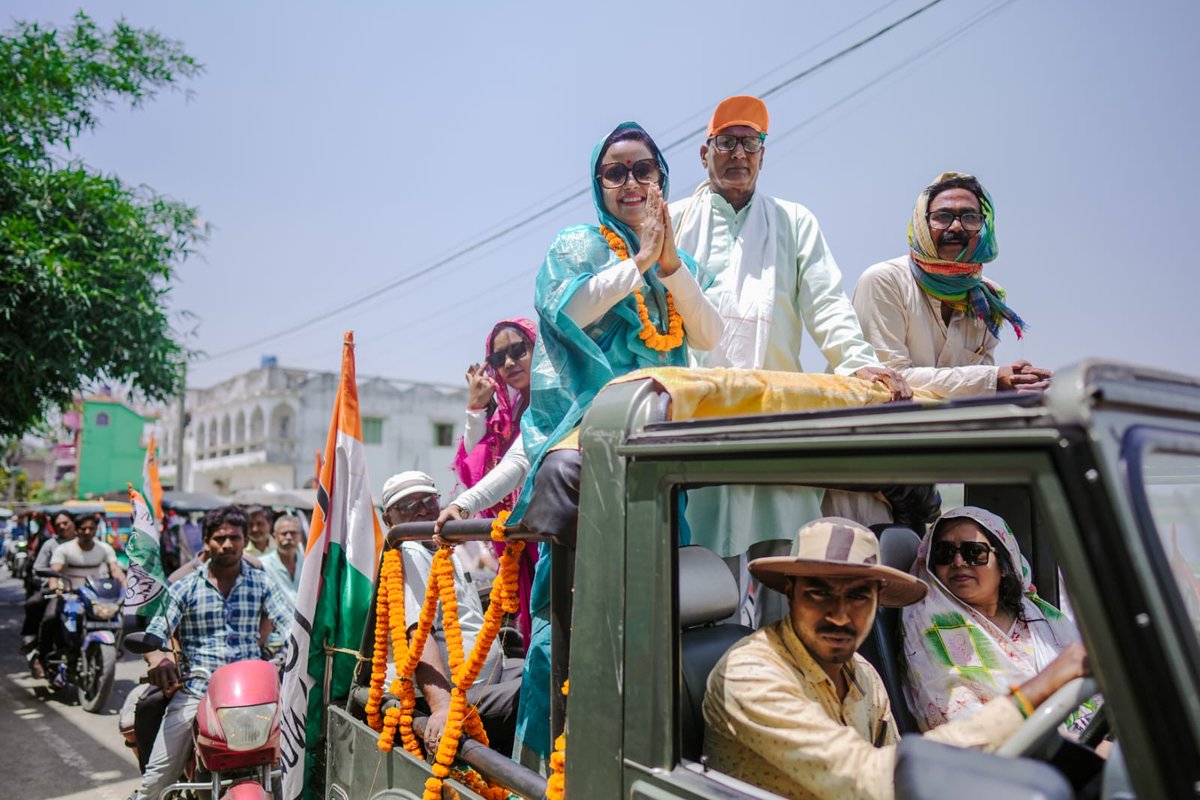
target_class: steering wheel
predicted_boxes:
[996,677,1099,759]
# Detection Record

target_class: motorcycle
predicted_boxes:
[7,536,29,578]
[33,568,122,712]
[124,631,282,800]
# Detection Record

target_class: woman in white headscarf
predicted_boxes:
[900,506,1095,732]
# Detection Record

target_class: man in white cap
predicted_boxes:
[703,517,1090,799]
[380,471,522,756]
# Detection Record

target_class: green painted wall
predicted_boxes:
[77,400,148,499]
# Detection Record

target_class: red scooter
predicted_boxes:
[124,632,282,799]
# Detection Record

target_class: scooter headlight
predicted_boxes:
[91,602,121,620]
[216,703,277,751]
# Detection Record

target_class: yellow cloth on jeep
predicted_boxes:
[610,366,937,421]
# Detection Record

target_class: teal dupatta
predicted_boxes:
[509,122,709,764]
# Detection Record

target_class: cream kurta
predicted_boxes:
[704,616,1023,800]
[671,184,881,556]
[670,185,878,375]
[853,257,1000,398]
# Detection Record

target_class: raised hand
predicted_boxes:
[634,186,666,274]
[465,363,496,410]
[658,190,682,277]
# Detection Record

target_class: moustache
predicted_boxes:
[817,624,857,638]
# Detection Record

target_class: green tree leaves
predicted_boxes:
[0,12,204,438]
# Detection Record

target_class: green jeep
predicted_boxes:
[325,360,1200,799]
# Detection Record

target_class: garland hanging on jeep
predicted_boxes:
[365,512,524,800]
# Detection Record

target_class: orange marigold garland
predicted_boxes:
[546,680,570,800]
[364,551,393,730]
[599,225,684,352]
[369,513,527,800]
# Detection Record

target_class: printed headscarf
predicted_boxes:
[899,506,1095,733]
[908,172,1026,340]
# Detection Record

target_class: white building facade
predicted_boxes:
[156,363,469,502]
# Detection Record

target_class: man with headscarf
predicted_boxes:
[853,173,1052,398]
[669,96,913,612]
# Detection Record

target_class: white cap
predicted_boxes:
[381,471,437,511]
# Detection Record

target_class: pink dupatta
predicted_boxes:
[452,317,539,646]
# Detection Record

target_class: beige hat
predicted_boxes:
[381,470,437,511]
[749,517,928,607]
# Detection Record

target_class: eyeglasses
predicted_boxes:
[597,159,661,189]
[927,210,985,231]
[709,134,764,154]
[931,541,996,567]
[395,495,438,516]
[486,340,530,370]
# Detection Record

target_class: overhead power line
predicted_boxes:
[197,0,949,364]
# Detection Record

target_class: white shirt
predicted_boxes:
[853,257,1000,398]
[51,539,118,584]
[671,183,879,374]
[451,437,529,517]
[401,542,503,684]
[671,184,878,556]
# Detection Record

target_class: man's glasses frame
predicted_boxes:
[597,159,662,190]
[927,210,986,232]
[395,495,439,516]
[486,340,530,370]
[708,133,765,154]
[931,540,996,567]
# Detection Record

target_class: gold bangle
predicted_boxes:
[1010,684,1034,718]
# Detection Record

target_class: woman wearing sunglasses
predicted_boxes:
[900,506,1095,732]
[452,317,540,648]
[440,121,721,773]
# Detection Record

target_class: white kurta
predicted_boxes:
[853,256,1000,398]
[671,184,882,557]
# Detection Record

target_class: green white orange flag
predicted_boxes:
[123,484,168,617]
[280,333,383,800]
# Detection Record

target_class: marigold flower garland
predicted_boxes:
[546,679,570,800]
[599,226,684,352]
[367,512,524,800]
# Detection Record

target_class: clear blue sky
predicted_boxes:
[9,0,1199,390]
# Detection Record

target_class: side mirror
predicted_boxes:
[123,631,167,654]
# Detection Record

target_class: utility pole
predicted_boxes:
[176,365,187,491]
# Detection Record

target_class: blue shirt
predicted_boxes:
[147,559,292,694]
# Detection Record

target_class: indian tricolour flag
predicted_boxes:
[280,332,383,800]
[123,434,167,617]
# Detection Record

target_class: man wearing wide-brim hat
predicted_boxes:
[702,518,1090,799]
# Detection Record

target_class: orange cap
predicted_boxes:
[707,95,769,137]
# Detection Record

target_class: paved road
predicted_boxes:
[0,571,143,800]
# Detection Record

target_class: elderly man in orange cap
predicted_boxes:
[671,97,915,621]
[702,517,1090,800]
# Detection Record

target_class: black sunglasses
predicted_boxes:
[486,340,529,370]
[931,540,995,567]
[596,159,662,189]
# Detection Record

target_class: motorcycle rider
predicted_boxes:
[48,512,125,590]
[22,511,76,675]
[38,513,124,681]
[132,505,292,800]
